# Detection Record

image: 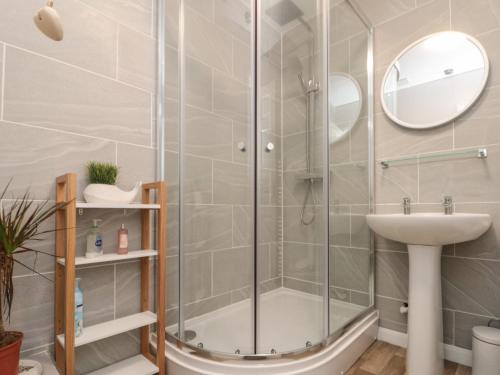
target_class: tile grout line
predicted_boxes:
[2,119,155,150]
[115,22,120,80]
[0,43,6,121]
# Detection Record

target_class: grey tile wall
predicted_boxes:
[363,0,500,350]
[1,0,157,367]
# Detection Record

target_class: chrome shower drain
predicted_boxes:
[174,330,197,342]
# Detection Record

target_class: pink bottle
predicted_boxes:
[117,224,129,254]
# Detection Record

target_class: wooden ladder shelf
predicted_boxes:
[54,173,166,375]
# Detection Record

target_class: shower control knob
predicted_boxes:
[265,142,274,152]
[237,142,246,152]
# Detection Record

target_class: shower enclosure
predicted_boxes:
[159,0,374,359]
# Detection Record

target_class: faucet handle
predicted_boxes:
[443,196,453,214]
[402,197,411,215]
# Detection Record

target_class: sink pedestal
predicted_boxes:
[407,245,444,375]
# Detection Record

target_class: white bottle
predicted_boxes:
[86,219,103,258]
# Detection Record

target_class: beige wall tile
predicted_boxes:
[76,265,115,326]
[376,250,409,300]
[213,247,252,294]
[333,246,370,292]
[0,121,116,200]
[330,1,366,44]
[214,70,250,123]
[0,0,118,77]
[214,0,251,44]
[454,85,500,148]
[213,160,251,205]
[183,204,232,253]
[329,40,350,73]
[233,38,251,84]
[182,252,212,303]
[186,57,213,111]
[186,0,214,20]
[355,0,416,26]
[117,144,156,193]
[451,0,500,36]
[283,206,324,244]
[7,275,54,351]
[4,47,152,146]
[233,205,252,246]
[80,0,153,36]
[375,163,418,204]
[477,29,500,88]
[185,7,233,74]
[283,242,324,283]
[455,203,500,260]
[184,106,232,161]
[443,256,500,316]
[118,26,156,92]
[375,113,453,160]
[419,144,500,203]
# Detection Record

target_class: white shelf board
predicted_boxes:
[87,355,159,375]
[57,311,157,348]
[76,202,160,210]
[57,250,158,266]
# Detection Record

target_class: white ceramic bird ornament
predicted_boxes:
[34,0,64,41]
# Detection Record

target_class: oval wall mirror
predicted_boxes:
[381,31,489,129]
[329,73,363,143]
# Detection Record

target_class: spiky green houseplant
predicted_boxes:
[0,182,66,348]
[87,161,118,185]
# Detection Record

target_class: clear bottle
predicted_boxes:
[75,278,83,337]
[117,224,129,255]
[86,219,103,258]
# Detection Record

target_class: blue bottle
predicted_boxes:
[75,278,83,337]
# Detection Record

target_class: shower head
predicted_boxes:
[265,0,304,26]
[34,0,64,41]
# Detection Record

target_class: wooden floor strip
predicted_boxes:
[347,341,472,375]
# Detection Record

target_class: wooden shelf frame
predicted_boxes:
[54,174,166,375]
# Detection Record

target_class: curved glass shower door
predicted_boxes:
[163,0,374,358]
[256,0,329,354]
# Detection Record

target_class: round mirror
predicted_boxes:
[381,31,489,129]
[329,73,363,143]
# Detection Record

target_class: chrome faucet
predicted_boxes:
[402,197,411,215]
[443,196,453,215]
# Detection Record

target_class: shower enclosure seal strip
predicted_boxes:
[252,0,260,355]
[321,0,331,339]
[177,0,186,342]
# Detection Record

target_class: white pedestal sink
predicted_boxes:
[366,213,492,375]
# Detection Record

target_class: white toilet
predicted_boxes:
[472,326,500,375]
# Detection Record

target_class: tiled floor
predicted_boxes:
[347,341,472,375]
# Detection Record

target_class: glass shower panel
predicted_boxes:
[175,0,255,355]
[328,0,373,335]
[257,0,329,354]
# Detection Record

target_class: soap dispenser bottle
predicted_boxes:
[86,219,103,258]
[117,224,129,255]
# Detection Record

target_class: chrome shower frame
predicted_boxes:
[156,0,376,361]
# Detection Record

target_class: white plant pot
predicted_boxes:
[83,182,141,204]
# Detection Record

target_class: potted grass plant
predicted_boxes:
[0,182,66,375]
[83,161,140,204]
